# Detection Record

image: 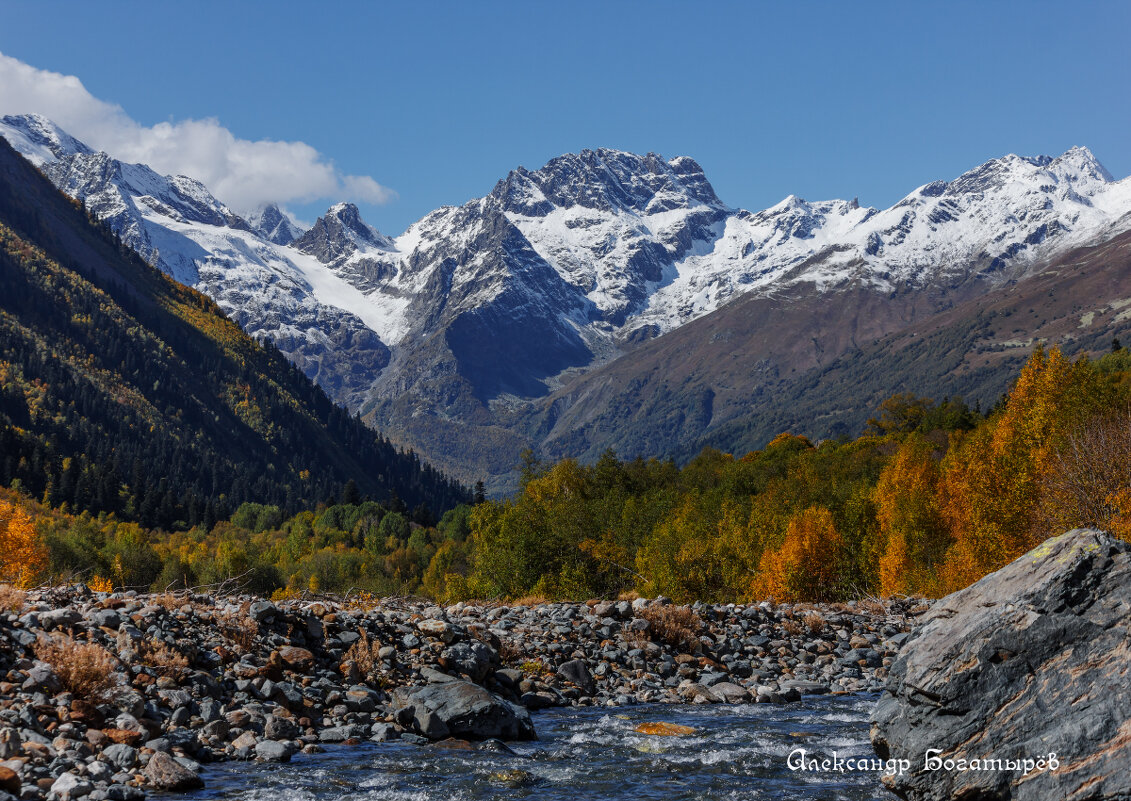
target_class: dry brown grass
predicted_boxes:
[497,637,523,665]
[856,598,887,617]
[217,613,257,653]
[510,595,549,607]
[621,627,650,648]
[803,611,826,634]
[781,618,804,637]
[636,605,702,651]
[139,638,190,676]
[150,592,188,610]
[0,584,26,613]
[342,630,378,677]
[34,635,123,702]
[617,590,641,602]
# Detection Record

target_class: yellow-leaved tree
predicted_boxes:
[0,498,49,587]
[872,434,948,596]
[940,347,1110,591]
[635,495,760,603]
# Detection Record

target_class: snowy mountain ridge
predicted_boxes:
[0,113,92,165]
[0,114,391,405]
[3,113,1131,486]
[293,143,1131,348]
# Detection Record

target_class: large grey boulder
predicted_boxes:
[255,739,295,762]
[871,529,1131,801]
[390,675,536,741]
[143,751,203,791]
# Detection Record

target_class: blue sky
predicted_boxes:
[1,1,1128,234]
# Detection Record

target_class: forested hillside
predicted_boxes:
[2,344,1127,602]
[428,346,1131,603]
[0,137,467,531]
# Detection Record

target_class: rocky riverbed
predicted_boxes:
[0,588,927,799]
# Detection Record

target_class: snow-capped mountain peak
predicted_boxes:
[0,113,92,165]
[327,201,393,247]
[492,148,724,217]
[293,202,396,265]
[941,145,1113,200]
[1053,145,1113,181]
[247,203,307,245]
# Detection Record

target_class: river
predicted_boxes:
[184,693,889,800]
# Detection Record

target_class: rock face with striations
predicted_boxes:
[871,529,1131,801]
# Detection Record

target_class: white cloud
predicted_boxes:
[0,52,395,213]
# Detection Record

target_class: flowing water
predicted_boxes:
[186,694,888,800]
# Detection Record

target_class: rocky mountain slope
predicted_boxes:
[535,227,1131,468]
[0,135,466,527]
[349,145,1131,487]
[0,114,390,407]
[4,112,1130,489]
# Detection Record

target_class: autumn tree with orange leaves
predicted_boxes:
[873,434,948,596]
[752,505,845,601]
[939,346,1114,591]
[7,340,1131,605]
[0,498,49,587]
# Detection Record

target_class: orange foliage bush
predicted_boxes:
[1106,488,1131,542]
[88,575,114,593]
